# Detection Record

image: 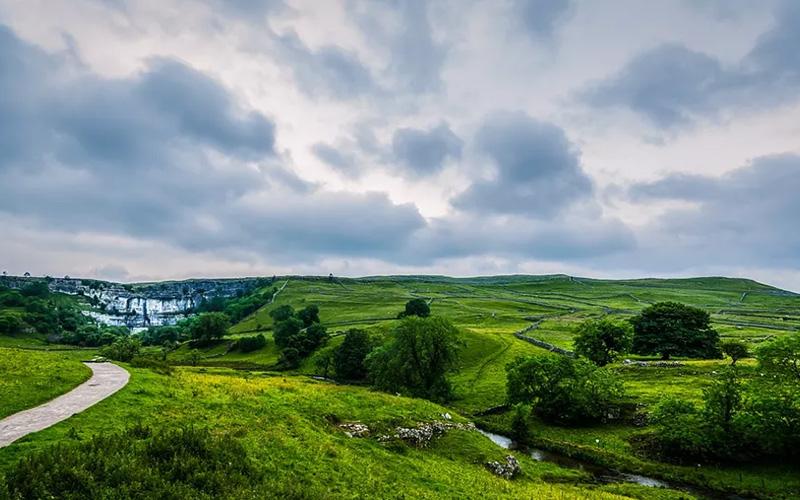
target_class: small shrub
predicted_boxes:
[234,334,267,353]
[130,356,174,375]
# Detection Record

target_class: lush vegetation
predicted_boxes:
[367,316,462,402]
[506,355,625,425]
[631,302,722,360]
[3,274,800,498]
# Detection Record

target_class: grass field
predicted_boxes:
[0,347,92,419]
[1,274,798,498]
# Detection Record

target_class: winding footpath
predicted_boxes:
[0,362,129,448]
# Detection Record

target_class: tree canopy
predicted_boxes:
[631,302,721,360]
[333,329,372,380]
[506,355,624,425]
[189,312,230,345]
[573,318,632,366]
[367,316,461,401]
[398,298,430,318]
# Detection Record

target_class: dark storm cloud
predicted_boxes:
[391,122,462,175]
[583,1,800,129]
[453,112,593,217]
[625,154,800,267]
[275,31,377,100]
[0,24,427,262]
[512,0,575,40]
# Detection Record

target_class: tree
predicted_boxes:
[188,312,229,345]
[721,340,749,366]
[100,337,141,362]
[506,355,625,425]
[573,318,632,366]
[297,305,320,327]
[273,317,303,348]
[269,305,295,323]
[367,316,462,401]
[398,298,430,318]
[333,329,372,380]
[631,302,721,360]
[313,349,334,378]
[756,334,800,381]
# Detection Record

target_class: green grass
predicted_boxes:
[0,365,630,499]
[0,347,93,419]
[4,274,799,498]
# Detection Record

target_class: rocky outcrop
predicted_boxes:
[1,275,264,328]
[485,456,521,479]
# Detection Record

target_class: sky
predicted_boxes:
[1,0,799,290]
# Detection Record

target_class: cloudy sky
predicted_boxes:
[1,0,799,290]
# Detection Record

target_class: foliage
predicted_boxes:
[510,404,531,444]
[269,305,295,323]
[573,318,632,366]
[398,298,430,318]
[721,340,749,366]
[506,355,625,425]
[0,287,98,345]
[188,313,230,345]
[631,302,721,360]
[333,329,372,380]
[367,316,462,401]
[272,317,303,348]
[138,325,185,346]
[130,356,174,375]
[196,286,277,324]
[756,333,800,381]
[233,334,267,353]
[1,426,261,499]
[643,367,800,463]
[100,336,141,362]
[271,305,327,361]
[312,348,334,378]
[297,305,320,327]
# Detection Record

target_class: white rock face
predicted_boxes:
[42,277,259,328]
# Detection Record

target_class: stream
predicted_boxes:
[476,429,738,499]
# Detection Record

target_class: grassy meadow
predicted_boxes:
[0,347,92,419]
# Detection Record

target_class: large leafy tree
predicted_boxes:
[506,355,624,425]
[573,318,632,366]
[334,329,372,380]
[398,298,430,318]
[631,302,721,360]
[188,312,229,345]
[367,316,461,401]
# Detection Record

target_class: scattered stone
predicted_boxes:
[339,423,370,438]
[441,412,452,420]
[623,359,683,367]
[378,421,475,447]
[485,455,521,479]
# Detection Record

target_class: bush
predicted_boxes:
[1,426,261,499]
[273,317,303,348]
[100,337,141,362]
[506,355,625,425]
[234,334,267,353]
[333,329,372,380]
[573,318,632,366]
[367,316,461,401]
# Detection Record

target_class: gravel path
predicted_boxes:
[0,362,129,448]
